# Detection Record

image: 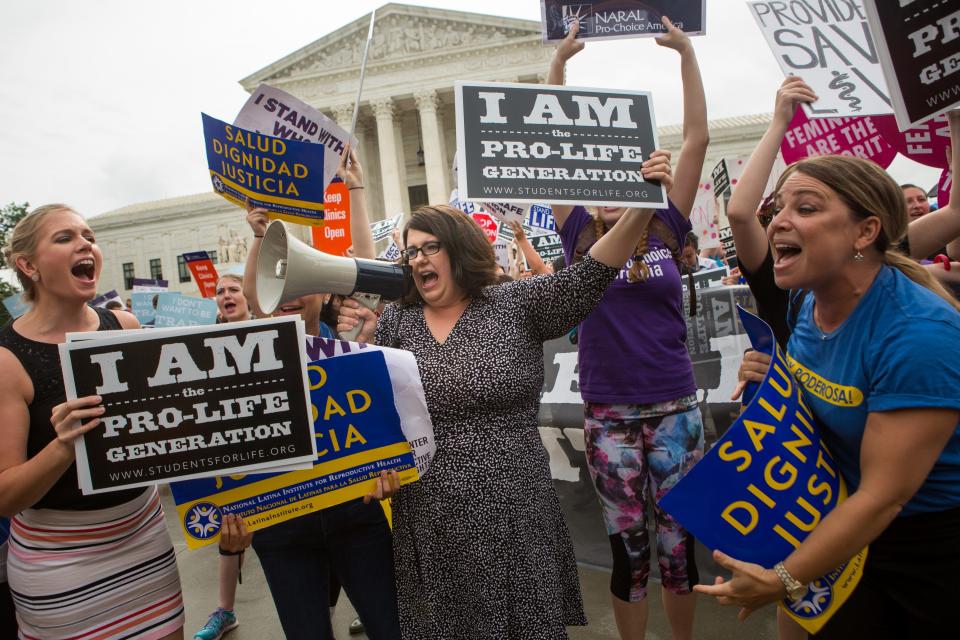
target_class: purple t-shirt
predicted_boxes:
[559,205,696,404]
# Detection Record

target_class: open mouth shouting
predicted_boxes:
[416,269,439,292]
[71,257,96,285]
[772,240,802,272]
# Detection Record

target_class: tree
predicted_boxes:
[0,202,30,325]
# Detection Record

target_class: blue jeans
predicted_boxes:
[252,499,400,640]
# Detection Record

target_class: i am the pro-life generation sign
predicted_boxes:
[455,81,667,209]
[60,317,316,494]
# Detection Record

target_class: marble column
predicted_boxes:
[414,90,449,204]
[331,104,354,132]
[372,98,406,217]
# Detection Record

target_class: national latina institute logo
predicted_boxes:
[184,502,223,540]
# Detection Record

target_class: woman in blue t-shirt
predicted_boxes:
[698,150,960,636]
[547,17,709,640]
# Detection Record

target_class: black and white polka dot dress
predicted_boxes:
[376,255,619,640]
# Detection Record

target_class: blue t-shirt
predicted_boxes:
[558,204,696,404]
[787,266,960,515]
[317,322,335,340]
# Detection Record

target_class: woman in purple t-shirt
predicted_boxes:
[547,18,709,640]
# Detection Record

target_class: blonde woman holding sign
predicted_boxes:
[0,204,185,640]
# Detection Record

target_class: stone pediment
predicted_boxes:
[241,3,542,89]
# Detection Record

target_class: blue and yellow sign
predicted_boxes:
[202,113,326,226]
[659,307,865,634]
[170,350,417,548]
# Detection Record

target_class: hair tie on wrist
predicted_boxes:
[254,235,264,238]
[349,186,364,191]
[218,546,244,556]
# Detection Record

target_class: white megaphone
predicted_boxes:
[256,219,410,315]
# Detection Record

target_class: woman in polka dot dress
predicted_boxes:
[338,158,671,639]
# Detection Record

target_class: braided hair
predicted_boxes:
[591,211,651,282]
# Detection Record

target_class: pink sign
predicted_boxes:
[780,108,896,168]
[938,167,951,208]
[873,112,950,169]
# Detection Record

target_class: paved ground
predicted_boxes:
[166,491,777,639]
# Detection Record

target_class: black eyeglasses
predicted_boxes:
[401,241,442,261]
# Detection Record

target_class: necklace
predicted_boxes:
[813,305,828,341]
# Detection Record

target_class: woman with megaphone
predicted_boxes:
[337,151,673,639]
[241,147,402,640]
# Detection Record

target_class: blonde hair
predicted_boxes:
[776,157,960,312]
[216,273,243,289]
[1,204,78,303]
[590,208,653,283]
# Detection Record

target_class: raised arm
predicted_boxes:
[508,221,550,275]
[947,126,960,258]
[727,77,817,273]
[655,17,708,218]
[907,112,960,259]
[588,151,671,267]
[242,207,269,319]
[339,146,375,260]
[545,20,584,231]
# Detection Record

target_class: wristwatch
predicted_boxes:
[774,562,808,601]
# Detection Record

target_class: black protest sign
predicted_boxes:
[532,233,565,262]
[864,0,960,129]
[455,81,666,209]
[712,159,731,196]
[540,1,706,43]
[60,317,315,494]
[718,226,736,260]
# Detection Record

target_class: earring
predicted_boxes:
[30,273,40,282]
[853,249,865,262]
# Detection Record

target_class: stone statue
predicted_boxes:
[228,230,247,263]
[217,236,230,264]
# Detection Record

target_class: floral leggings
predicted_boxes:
[584,397,704,602]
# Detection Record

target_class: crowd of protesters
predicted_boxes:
[1,14,959,640]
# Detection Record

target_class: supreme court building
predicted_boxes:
[91,3,770,297]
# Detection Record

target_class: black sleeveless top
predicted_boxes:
[0,307,145,510]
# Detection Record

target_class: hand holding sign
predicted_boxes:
[695,550,786,622]
[643,149,674,191]
[773,77,818,129]
[654,16,691,54]
[337,145,364,191]
[51,395,105,447]
[218,514,252,554]
[364,469,400,504]
[246,206,269,237]
[555,18,585,62]
[731,350,772,401]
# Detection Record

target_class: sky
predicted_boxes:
[0,0,942,217]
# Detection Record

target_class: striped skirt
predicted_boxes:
[7,487,184,640]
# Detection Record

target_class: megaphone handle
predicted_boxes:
[338,292,382,342]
